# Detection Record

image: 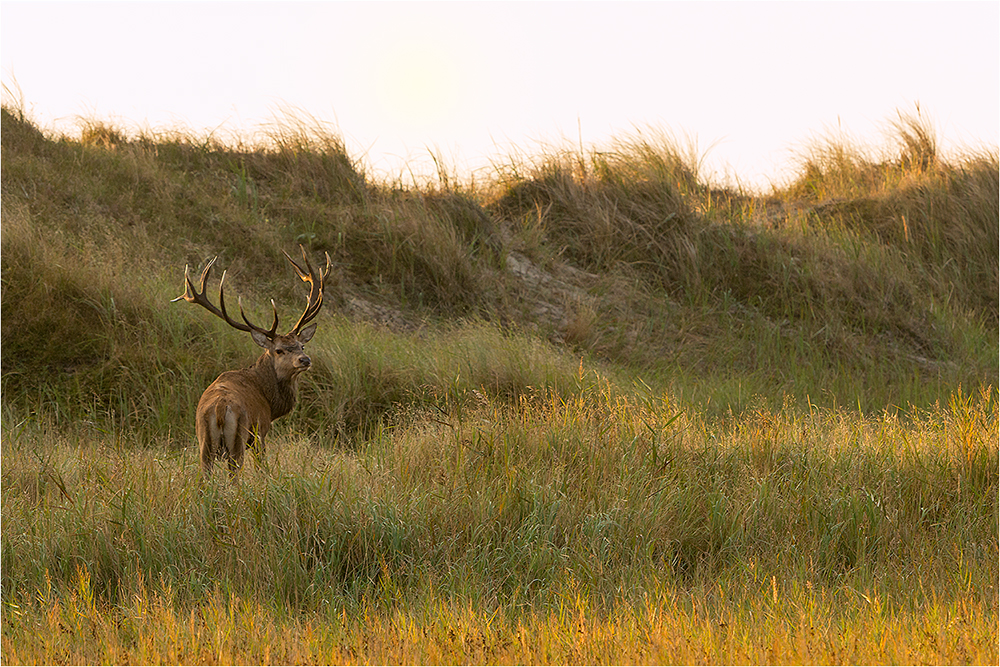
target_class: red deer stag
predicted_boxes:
[174,247,331,476]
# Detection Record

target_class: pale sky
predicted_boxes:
[2,2,998,191]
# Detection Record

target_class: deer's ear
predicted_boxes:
[298,323,318,344]
[251,330,272,349]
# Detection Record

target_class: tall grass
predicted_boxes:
[3,382,997,663]
[483,117,996,409]
[784,112,999,321]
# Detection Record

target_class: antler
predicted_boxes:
[173,247,330,339]
[283,245,332,334]
[172,256,280,340]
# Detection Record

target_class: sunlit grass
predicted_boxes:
[3,383,996,664]
[5,579,994,664]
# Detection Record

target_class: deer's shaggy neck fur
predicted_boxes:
[245,351,301,420]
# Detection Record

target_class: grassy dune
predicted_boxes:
[1,103,997,663]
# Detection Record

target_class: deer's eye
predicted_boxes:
[275,348,284,355]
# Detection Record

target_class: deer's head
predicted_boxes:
[174,246,331,381]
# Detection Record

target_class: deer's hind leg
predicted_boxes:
[223,406,247,478]
[197,403,226,477]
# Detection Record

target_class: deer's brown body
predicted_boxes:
[195,334,310,474]
[175,247,330,476]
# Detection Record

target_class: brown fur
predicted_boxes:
[196,329,316,476]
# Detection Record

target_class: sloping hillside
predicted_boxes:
[1,106,996,433]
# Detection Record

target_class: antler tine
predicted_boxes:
[196,257,217,296]
[173,258,235,329]
[237,296,280,339]
[282,245,331,283]
[174,256,278,339]
[170,266,192,303]
[283,247,310,282]
[172,256,219,304]
[283,245,331,334]
[217,271,279,338]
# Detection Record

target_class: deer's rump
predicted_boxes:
[196,374,273,468]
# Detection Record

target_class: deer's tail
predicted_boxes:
[200,403,241,475]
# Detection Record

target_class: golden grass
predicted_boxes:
[4,571,994,664]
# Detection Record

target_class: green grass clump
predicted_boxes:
[783,112,998,321]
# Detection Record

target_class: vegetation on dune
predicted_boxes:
[1,99,997,663]
[2,104,996,419]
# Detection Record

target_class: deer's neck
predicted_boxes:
[249,353,299,420]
